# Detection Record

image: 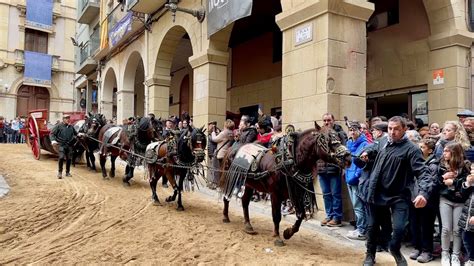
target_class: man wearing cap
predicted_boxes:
[50,114,77,179]
[457,109,474,124]
[371,122,388,141]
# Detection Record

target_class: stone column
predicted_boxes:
[188,49,228,128]
[277,0,373,221]
[145,75,170,119]
[116,89,134,123]
[427,33,472,123]
[276,0,374,129]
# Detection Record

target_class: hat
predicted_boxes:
[457,109,474,117]
[62,114,70,119]
[208,121,217,125]
[372,122,388,132]
[348,121,361,130]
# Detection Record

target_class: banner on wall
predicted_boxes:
[207,0,253,38]
[26,0,53,31]
[109,12,133,47]
[24,51,52,86]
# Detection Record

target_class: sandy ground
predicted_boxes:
[0,144,400,265]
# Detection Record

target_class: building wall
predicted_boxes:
[0,0,77,121]
[367,0,431,94]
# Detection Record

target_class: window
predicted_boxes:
[367,0,399,32]
[25,29,48,53]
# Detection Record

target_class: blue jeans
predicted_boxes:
[318,173,343,221]
[348,185,367,234]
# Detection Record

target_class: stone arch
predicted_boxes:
[102,66,117,119]
[11,77,59,99]
[422,0,466,35]
[149,13,199,77]
[122,50,145,117]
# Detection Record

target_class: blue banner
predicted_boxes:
[26,0,53,31]
[24,51,52,85]
[109,12,133,47]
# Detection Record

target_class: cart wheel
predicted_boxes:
[28,115,41,160]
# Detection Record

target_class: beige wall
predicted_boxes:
[0,0,77,121]
[367,0,431,94]
[228,77,281,115]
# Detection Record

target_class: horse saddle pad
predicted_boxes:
[233,143,268,172]
[145,141,165,164]
[104,127,122,146]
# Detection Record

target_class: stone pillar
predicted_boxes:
[276,0,373,129]
[277,0,373,221]
[427,33,472,123]
[188,49,228,128]
[145,75,170,119]
[116,89,134,124]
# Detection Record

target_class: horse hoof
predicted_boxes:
[122,181,130,187]
[283,228,292,240]
[110,172,115,178]
[152,200,161,206]
[244,225,257,235]
[274,239,285,247]
[176,206,185,211]
[222,217,230,223]
[165,196,174,202]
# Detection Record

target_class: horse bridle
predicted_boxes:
[312,131,347,165]
[183,130,205,163]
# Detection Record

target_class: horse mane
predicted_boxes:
[295,127,330,169]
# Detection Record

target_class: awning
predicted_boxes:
[207,0,253,38]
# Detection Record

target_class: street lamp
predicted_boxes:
[165,0,205,23]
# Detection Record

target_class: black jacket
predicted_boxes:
[239,127,257,144]
[317,124,347,175]
[437,161,470,203]
[459,185,474,232]
[361,135,433,206]
[50,123,76,146]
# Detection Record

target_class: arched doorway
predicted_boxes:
[16,85,50,117]
[102,67,117,120]
[122,51,145,119]
[226,0,282,123]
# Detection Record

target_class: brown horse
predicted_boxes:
[146,126,207,210]
[220,123,351,246]
[97,124,131,178]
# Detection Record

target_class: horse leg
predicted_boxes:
[242,186,257,235]
[165,170,178,203]
[271,193,285,246]
[283,209,304,240]
[100,155,107,178]
[223,199,231,223]
[149,170,161,206]
[176,170,185,211]
[109,155,117,178]
[89,151,97,171]
[123,165,134,186]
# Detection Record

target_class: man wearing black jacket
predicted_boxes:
[50,114,77,179]
[318,113,348,227]
[359,116,432,266]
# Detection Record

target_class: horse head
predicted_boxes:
[136,117,154,144]
[178,125,207,163]
[313,121,351,168]
[81,113,105,137]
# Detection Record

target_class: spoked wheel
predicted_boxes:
[28,115,41,160]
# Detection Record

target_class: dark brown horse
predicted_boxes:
[146,126,207,210]
[75,112,107,171]
[220,123,351,246]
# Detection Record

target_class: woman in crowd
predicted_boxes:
[211,119,235,185]
[434,121,470,159]
[438,142,471,266]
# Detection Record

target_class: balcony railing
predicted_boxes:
[127,0,166,14]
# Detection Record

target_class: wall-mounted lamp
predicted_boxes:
[165,0,205,23]
[4,84,9,93]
